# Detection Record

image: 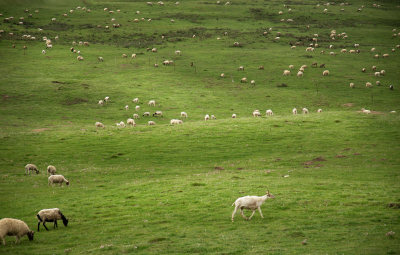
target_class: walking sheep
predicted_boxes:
[231,191,275,222]
[0,218,34,245]
[37,208,68,231]
[48,175,69,186]
[25,164,39,175]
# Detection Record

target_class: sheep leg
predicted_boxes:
[231,206,239,222]
[240,208,248,220]
[54,220,58,229]
[248,210,256,220]
[43,222,49,231]
[258,207,264,218]
[1,237,5,245]
[15,236,20,244]
[37,222,41,231]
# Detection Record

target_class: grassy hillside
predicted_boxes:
[0,0,399,254]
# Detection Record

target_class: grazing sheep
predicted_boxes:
[122,54,127,58]
[312,62,317,68]
[0,218,34,245]
[390,85,394,90]
[42,50,46,54]
[98,57,104,62]
[250,80,255,86]
[133,114,139,119]
[374,54,379,58]
[148,121,156,125]
[131,54,136,58]
[350,83,355,88]
[362,68,366,72]
[175,50,181,55]
[205,114,210,121]
[317,109,322,113]
[374,72,381,77]
[266,109,273,116]
[211,115,216,120]
[361,108,371,114]
[48,175,69,186]
[340,49,347,53]
[380,70,385,76]
[329,52,336,56]
[47,165,56,176]
[153,111,163,117]
[241,77,247,83]
[133,98,139,103]
[322,70,330,76]
[127,118,136,126]
[238,66,244,71]
[220,73,225,78]
[258,66,264,70]
[181,112,188,118]
[292,108,297,115]
[151,48,157,53]
[372,66,377,71]
[148,100,156,106]
[302,108,309,114]
[95,122,105,128]
[125,105,129,110]
[170,119,183,125]
[232,114,237,118]
[135,105,140,111]
[283,70,291,76]
[297,71,303,77]
[231,191,275,222]
[37,208,68,231]
[289,65,294,69]
[143,112,151,117]
[116,121,125,127]
[253,110,261,117]
[366,82,372,88]
[77,56,84,61]
[25,164,39,175]
[382,54,389,58]
[376,81,381,86]
[104,96,110,102]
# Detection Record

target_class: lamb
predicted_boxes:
[25,164,39,175]
[0,218,34,245]
[153,111,163,117]
[322,70,330,76]
[266,109,273,116]
[133,98,139,103]
[292,108,297,115]
[181,112,188,118]
[283,70,291,76]
[231,191,275,222]
[48,175,69,186]
[148,100,156,106]
[127,118,136,126]
[47,165,56,176]
[95,122,105,128]
[170,119,183,125]
[253,110,261,117]
[37,208,68,231]
[302,108,309,114]
[148,121,156,125]
[205,114,210,121]
[133,114,139,119]
[232,114,237,118]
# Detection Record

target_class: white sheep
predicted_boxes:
[283,70,291,76]
[125,105,129,110]
[205,114,210,121]
[181,112,188,118]
[127,118,136,126]
[0,218,34,245]
[322,70,330,76]
[238,66,244,71]
[131,54,136,58]
[135,105,140,111]
[143,112,150,117]
[366,82,372,88]
[232,114,237,118]
[211,115,216,120]
[240,77,247,83]
[37,208,68,231]
[266,109,273,116]
[374,72,381,77]
[289,65,294,69]
[116,121,125,127]
[302,108,309,114]
[47,165,56,176]
[133,98,139,103]
[317,109,322,113]
[170,119,183,125]
[25,164,39,175]
[253,110,261,117]
[380,70,385,76]
[250,80,255,85]
[104,96,109,102]
[231,191,275,222]
[95,122,105,128]
[148,100,156,106]
[350,83,355,88]
[48,175,69,186]
[175,50,181,55]
[297,71,303,77]
[133,114,139,119]
[153,111,163,117]
[148,121,156,125]
[220,73,225,78]
[361,108,371,114]
[98,100,104,105]
[98,57,104,62]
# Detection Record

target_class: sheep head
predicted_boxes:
[61,214,69,227]
[266,190,275,199]
[27,231,34,241]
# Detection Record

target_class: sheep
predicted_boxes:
[95,122,105,128]
[289,65,294,69]
[238,66,244,71]
[329,52,336,56]
[253,110,261,117]
[148,100,156,106]
[205,114,210,121]
[372,66,377,71]
[231,191,275,222]
[376,81,381,86]
[374,72,381,77]
[232,114,237,118]
[47,165,56,176]
[361,108,371,114]
[241,77,247,83]
[322,70,330,76]
[98,57,104,62]
[317,109,322,113]
[181,112,188,118]
[133,114,139,119]
[292,108,297,115]
[135,105,140,111]
[42,50,46,54]
[266,109,273,116]
[350,82,355,88]
[143,112,151,117]
[175,50,181,55]
[366,82,372,88]
[258,66,264,70]
[320,63,326,68]
[250,80,256,86]
[133,98,139,103]
[77,56,84,61]
[148,121,156,125]
[48,175,69,186]
[127,118,136,126]
[312,62,318,68]
[151,48,157,53]
[104,96,110,102]
[116,121,125,127]
[362,68,366,73]
[153,111,163,117]
[383,54,389,58]
[37,208,68,231]
[170,119,183,125]
[340,49,347,53]
[211,115,216,120]
[380,70,385,76]
[297,71,303,77]
[125,105,129,110]
[25,164,39,175]
[0,218,34,245]
[283,70,291,76]
[131,54,136,58]
[122,54,127,58]
[302,108,309,114]
[220,73,225,78]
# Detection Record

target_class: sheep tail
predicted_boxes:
[36,214,43,222]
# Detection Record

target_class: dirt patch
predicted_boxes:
[148,237,167,243]
[335,155,347,158]
[304,157,326,167]
[387,203,400,209]
[313,157,326,162]
[214,166,224,170]
[52,81,65,84]
[2,94,11,100]
[356,110,385,115]
[32,128,49,133]
[342,103,354,107]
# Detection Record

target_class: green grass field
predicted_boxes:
[0,0,399,254]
